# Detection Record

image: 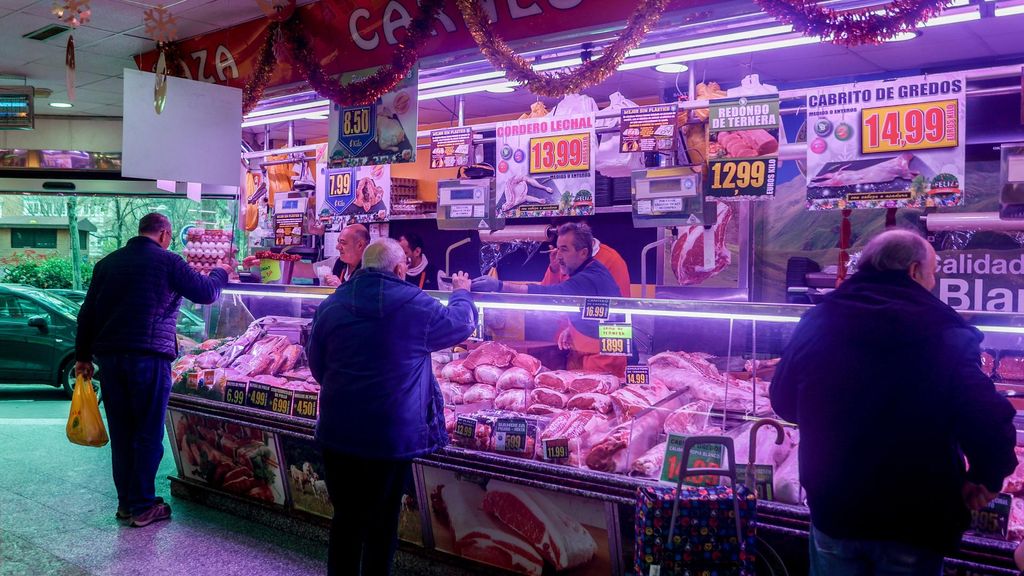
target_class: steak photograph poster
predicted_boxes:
[805,72,966,210]
[328,66,418,167]
[494,114,596,218]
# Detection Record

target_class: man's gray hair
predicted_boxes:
[557,222,594,258]
[361,237,406,273]
[858,229,932,273]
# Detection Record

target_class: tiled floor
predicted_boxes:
[0,384,328,576]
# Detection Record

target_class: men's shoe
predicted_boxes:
[129,502,172,527]
[116,497,163,521]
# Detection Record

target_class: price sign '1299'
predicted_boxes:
[529,133,590,174]
[862,99,958,154]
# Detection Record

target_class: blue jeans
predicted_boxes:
[96,354,172,516]
[810,526,944,576]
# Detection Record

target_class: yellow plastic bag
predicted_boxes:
[67,375,108,447]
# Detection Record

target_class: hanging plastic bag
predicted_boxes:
[596,92,645,178]
[726,73,778,97]
[67,375,108,447]
[549,93,598,117]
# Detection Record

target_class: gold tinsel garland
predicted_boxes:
[755,0,950,46]
[455,0,669,98]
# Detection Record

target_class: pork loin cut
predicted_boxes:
[440,382,465,405]
[512,353,543,375]
[464,342,517,370]
[482,480,597,570]
[540,410,611,466]
[494,389,530,413]
[610,381,672,419]
[464,384,497,405]
[496,367,534,391]
[568,373,620,394]
[526,404,564,417]
[474,364,505,386]
[630,441,667,478]
[442,485,543,576]
[566,393,613,414]
[442,360,475,385]
[585,414,662,474]
[536,370,584,393]
[663,400,713,435]
[529,388,568,409]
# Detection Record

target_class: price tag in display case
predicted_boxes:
[581,298,611,321]
[269,387,294,416]
[599,323,633,356]
[454,417,478,440]
[246,381,272,411]
[739,464,775,501]
[291,391,319,420]
[660,434,723,486]
[529,133,591,174]
[969,493,1011,538]
[224,380,248,407]
[862,99,959,154]
[625,365,650,386]
[543,438,569,461]
[493,418,528,453]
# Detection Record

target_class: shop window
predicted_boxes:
[11,228,57,249]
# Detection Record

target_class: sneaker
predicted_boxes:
[116,497,163,521]
[130,502,172,527]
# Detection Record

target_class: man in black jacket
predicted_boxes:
[76,213,230,527]
[771,229,1017,575]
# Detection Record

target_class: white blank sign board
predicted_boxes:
[122,68,242,187]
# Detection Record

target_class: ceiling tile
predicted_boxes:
[77,31,154,57]
[76,75,126,93]
[0,0,39,10]
[3,61,105,86]
[80,0,148,34]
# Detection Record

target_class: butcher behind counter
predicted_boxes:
[471,222,626,377]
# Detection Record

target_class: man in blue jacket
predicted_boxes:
[76,213,231,527]
[308,237,475,576]
[771,229,1017,575]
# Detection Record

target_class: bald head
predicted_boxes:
[337,224,370,267]
[139,212,172,250]
[859,229,937,290]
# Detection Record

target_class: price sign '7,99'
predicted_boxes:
[529,133,591,174]
[861,99,958,154]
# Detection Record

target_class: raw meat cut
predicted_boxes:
[774,441,804,505]
[539,410,612,467]
[663,400,714,435]
[474,365,505,386]
[1010,498,1024,541]
[744,357,781,381]
[442,360,475,385]
[441,382,465,405]
[586,415,663,474]
[610,381,672,419]
[728,421,795,468]
[494,389,530,412]
[536,370,584,393]
[981,352,995,378]
[464,384,497,405]
[529,388,568,409]
[440,485,543,576]
[717,131,757,158]
[741,129,779,155]
[649,350,725,392]
[497,367,535,391]
[512,353,543,375]
[810,152,917,188]
[251,374,287,387]
[1002,446,1024,494]
[671,202,733,285]
[566,393,613,414]
[278,344,303,374]
[999,355,1024,381]
[527,404,564,417]
[481,480,597,570]
[464,342,517,370]
[196,351,222,369]
[568,373,620,394]
[630,442,667,478]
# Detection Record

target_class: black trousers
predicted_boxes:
[322,448,412,576]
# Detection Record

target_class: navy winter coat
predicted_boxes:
[771,268,1018,552]
[309,269,477,460]
[76,236,228,361]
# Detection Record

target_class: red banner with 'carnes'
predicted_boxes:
[135,0,714,89]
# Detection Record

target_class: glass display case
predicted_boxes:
[165,283,1024,575]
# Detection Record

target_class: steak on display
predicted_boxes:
[671,202,734,285]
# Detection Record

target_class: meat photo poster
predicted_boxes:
[168,410,287,506]
[422,467,616,576]
[494,114,597,218]
[662,202,742,287]
[328,65,418,167]
[805,72,966,210]
[706,94,780,199]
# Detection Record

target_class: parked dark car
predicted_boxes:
[48,288,208,341]
[0,284,94,398]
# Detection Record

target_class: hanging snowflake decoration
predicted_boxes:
[143,5,178,43]
[52,0,91,27]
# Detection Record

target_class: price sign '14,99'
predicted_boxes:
[862,99,958,154]
[529,133,590,174]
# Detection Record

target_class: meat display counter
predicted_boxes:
[165,283,1024,576]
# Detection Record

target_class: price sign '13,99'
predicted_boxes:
[529,133,590,174]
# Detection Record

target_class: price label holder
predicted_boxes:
[862,99,958,154]
[705,94,780,200]
[739,464,775,501]
[454,417,478,440]
[246,381,272,411]
[599,323,633,356]
[269,387,294,416]
[706,157,777,199]
[186,372,199,391]
[529,133,591,174]
[224,379,248,407]
[581,298,611,321]
[625,365,650,386]
[430,127,474,169]
[291,390,319,420]
[337,105,376,156]
[620,104,677,153]
[543,438,570,461]
[660,434,724,486]
[969,493,1011,539]
[493,418,528,453]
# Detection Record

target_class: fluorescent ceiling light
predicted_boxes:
[534,57,584,71]
[244,99,330,119]
[241,108,329,128]
[223,288,330,300]
[620,34,821,70]
[629,25,795,57]
[921,8,981,25]
[485,84,516,93]
[885,31,920,42]
[419,81,519,101]
[49,102,73,108]
[419,70,505,90]
[995,2,1024,16]
[655,63,689,73]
